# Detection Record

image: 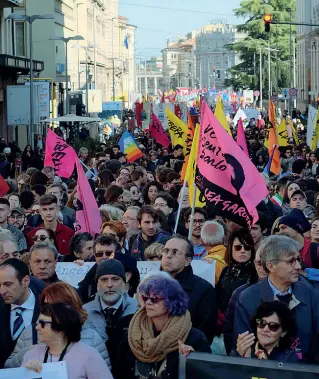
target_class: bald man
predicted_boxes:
[201,221,227,282]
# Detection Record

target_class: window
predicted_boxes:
[15,21,25,57]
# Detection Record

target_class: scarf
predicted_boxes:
[228,261,254,279]
[254,341,280,360]
[128,307,192,363]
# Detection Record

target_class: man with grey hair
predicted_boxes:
[29,242,59,286]
[201,221,226,282]
[0,228,20,264]
[234,235,319,355]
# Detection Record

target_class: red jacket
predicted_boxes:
[26,223,75,255]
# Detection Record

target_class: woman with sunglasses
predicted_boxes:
[216,229,258,315]
[5,282,111,369]
[236,301,300,362]
[31,228,57,248]
[117,273,211,379]
[22,303,113,379]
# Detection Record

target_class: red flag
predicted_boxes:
[44,129,77,178]
[149,112,170,148]
[236,118,249,156]
[196,101,268,227]
[0,174,9,198]
[75,159,101,236]
[135,101,143,127]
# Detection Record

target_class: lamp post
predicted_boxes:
[72,44,97,114]
[7,13,54,147]
[50,35,84,114]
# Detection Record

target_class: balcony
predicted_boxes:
[0,0,21,7]
[0,54,44,74]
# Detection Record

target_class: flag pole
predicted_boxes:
[188,183,197,240]
[79,159,97,180]
[174,179,187,233]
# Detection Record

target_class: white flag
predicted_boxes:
[307,105,318,147]
[233,108,247,125]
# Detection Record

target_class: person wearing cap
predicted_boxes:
[8,208,26,231]
[277,208,319,268]
[83,259,138,374]
[289,189,315,219]
[234,235,319,356]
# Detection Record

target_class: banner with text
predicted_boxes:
[0,362,68,379]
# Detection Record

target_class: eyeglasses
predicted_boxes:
[141,295,164,304]
[233,244,252,252]
[256,319,282,332]
[122,217,137,222]
[162,248,182,257]
[275,257,302,267]
[37,320,53,328]
[95,251,114,258]
[131,191,139,195]
[187,219,205,225]
[32,235,49,242]
[9,215,23,221]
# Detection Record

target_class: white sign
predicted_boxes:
[25,81,50,117]
[7,86,40,125]
[56,262,95,288]
[137,260,216,286]
[0,362,67,379]
[88,90,102,113]
[307,105,318,147]
[243,90,254,104]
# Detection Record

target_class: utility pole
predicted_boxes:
[288,7,293,116]
[112,17,115,101]
[259,48,263,109]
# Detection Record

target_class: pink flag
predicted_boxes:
[196,101,268,227]
[44,129,77,178]
[149,112,170,148]
[75,159,101,236]
[236,118,249,156]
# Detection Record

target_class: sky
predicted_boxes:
[119,0,244,60]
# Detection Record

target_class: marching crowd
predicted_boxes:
[1,113,319,378]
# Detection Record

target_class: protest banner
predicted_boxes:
[233,108,247,125]
[118,130,144,162]
[214,100,231,135]
[267,101,281,175]
[196,101,268,227]
[311,107,319,150]
[137,260,216,286]
[179,353,318,379]
[56,262,95,288]
[0,361,67,379]
[307,105,318,147]
[0,174,10,198]
[180,116,195,181]
[166,107,188,154]
[277,119,289,146]
[44,129,77,178]
[149,112,170,148]
[75,159,102,236]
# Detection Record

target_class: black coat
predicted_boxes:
[117,327,211,379]
[0,276,45,368]
[77,263,98,304]
[216,263,258,315]
[175,265,218,344]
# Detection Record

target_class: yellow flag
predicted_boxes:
[185,125,205,208]
[288,119,299,144]
[166,107,188,155]
[214,100,231,135]
[277,119,289,147]
[311,109,319,150]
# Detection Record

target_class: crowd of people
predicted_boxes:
[1,108,319,378]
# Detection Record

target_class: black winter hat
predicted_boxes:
[95,259,126,283]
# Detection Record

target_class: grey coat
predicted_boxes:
[4,325,111,368]
[83,292,138,333]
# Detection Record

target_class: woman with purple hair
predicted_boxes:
[117,272,211,379]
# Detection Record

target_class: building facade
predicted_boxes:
[194,22,245,90]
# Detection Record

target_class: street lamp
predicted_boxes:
[7,13,54,147]
[50,35,84,114]
[72,44,97,114]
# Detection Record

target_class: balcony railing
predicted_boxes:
[0,0,21,7]
[0,54,44,73]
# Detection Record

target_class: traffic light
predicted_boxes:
[264,14,272,32]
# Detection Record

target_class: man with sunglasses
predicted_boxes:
[0,258,44,368]
[77,235,121,304]
[83,259,138,376]
[234,235,319,356]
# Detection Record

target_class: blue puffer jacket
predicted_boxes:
[129,230,169,260]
